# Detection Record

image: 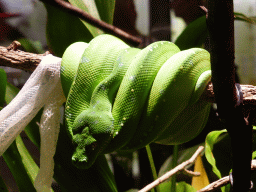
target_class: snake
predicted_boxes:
[61,34,212,169]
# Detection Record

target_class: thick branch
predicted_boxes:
[207,1,252,191]
[0,44,49,72]
[2,44,256,107]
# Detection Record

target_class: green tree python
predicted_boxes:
[61,34,212,169]
[0,34,211,190]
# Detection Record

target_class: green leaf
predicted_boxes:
[44,2,94,57]
[15,135,39,181]
[16,135,55,191]
[205,130,227,179]
[234,12,256,24]
[18,38,45,54]
[1,94,45,191]
[174,12,255,51]
[95,0,116,24]
[174,16,208,50]
[68,0,103,37]
[252,151,256,159]
[205,130,227,192]
[0,69,7,107]
[5,82,18,104]
[2,141,36,192]
[0,124,8,192]
[159,181,197,192]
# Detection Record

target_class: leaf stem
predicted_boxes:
[145,145,159,192]
[170,145,179,192]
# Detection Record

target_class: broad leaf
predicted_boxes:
[2,142,36,192]
[15,135,39,182]
[18,38,45,54]
[44,3,93,57]
[68,0,103,37]
[174,16,208,50]
[0,109,8,192]
[174,12,255,51]
[205,129,227,192]
[191,155,209,190]
[95,0,116,24]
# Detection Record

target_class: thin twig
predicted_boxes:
[198,176,230,192]
[139,146,204,192]
[199,6,208,17]
[39,0,141,46]
[198,160,256,192]
[182,169,201,177]
[139,157,256,192]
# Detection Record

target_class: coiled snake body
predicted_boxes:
[61,34,212,169]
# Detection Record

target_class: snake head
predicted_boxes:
[71,110,114,169]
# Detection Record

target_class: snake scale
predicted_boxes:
[61,34,212,169]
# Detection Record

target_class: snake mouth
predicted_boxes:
[71,113,114,169]
[71,128,99,169]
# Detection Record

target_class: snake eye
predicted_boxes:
[72,123,88,134]
[91,141,97,150]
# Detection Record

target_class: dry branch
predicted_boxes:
[139,146,204,192]
[198,160,256,192]
[138,153,256,192]
[0,43,49,72]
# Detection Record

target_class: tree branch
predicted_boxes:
[39,0,141,47]
[139,146,204,192]
[207,1,252,190]
[198,159,256,192]
[2,44,256,107]
[139,150,256,192]
[0,43,49,72]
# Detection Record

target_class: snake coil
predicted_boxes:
[61,34,212,169]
